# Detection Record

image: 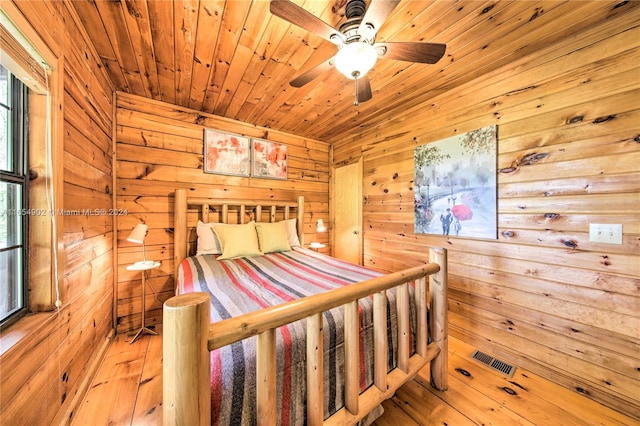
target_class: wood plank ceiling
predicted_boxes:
[72,0,630,144]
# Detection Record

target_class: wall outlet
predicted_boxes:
[589,224,623,245]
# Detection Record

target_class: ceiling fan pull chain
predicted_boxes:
[354,78,358,106]
[354,77,359,106]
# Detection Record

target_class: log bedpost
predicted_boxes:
[297,195,305,246]
[307,312,324,425]
[163,293,211,426]
[373,290,388,391]
[429,247,448,391]
[174,188,187,279]
[396,283,410,373]
[415,276,428,357]
[257,329,277,425]
[343,300,359,415]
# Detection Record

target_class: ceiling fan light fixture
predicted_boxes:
[334,42,377,80]
[360,23,376,43]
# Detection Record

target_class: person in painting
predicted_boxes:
[440,208,453,235]
[453,218,462,236]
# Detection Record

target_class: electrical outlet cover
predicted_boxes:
[589,224,623,245]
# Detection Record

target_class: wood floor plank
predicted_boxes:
[384,379,477,426]
[435,338,635,426]
[418,356,569,425]
[375,399,420,426]
[74,332,639,426]
[72,333,148,425]
[131,329,163,424]
[414,367,535,426]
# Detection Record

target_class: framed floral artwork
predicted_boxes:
[251,139,287,180]
[203,129,250,176]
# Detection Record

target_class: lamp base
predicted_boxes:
[133,260,156,267]
[130,326,158,344]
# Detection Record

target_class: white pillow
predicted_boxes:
[283,218,301,247]
[196,220,222,255]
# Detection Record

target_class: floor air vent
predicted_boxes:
[470,350,516,377]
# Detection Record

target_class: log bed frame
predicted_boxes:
[163,188,448,425]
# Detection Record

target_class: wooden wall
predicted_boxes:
[333,10,639,419]
[114,92,330,334]
[0,1,114,424]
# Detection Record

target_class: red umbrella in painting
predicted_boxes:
[452,204,473,221]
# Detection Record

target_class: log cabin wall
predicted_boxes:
[114,92,330,334]
[332,11,639,419]
[0,1,114,424]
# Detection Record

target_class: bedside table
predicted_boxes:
[309,242,325,251]
[126,261,161,343]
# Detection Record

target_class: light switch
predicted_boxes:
[589,224,623,245]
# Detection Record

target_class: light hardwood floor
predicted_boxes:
[71,328,636,425]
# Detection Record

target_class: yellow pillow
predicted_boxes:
[212,221,262,260]
[255,221,291,253]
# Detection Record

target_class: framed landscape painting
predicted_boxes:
[251,139,287,180]
[414,124,497,239]
[203,129,250,176]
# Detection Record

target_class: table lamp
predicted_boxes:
[127,223,154,267]
[310,219,326,249]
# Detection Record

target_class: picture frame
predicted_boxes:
[414,124,498,239]
[251,139,287,180]
[203,129,250,176]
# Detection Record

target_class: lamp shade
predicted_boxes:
[334,42,378,80]
[127,223,148,244]
[316,219,327,233]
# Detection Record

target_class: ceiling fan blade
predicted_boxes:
[358,0,401,37]
[356,75,372,103]
[375,42,446,64]
[270,0,344,45]
[290,56,335,88]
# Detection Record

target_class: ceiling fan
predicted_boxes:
[270,0,446,105]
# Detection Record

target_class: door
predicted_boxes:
[333,159,363,265]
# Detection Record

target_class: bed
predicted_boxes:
[163,189,448,425]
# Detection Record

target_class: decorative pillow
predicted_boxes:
[255,221,291,253]
[212,221,262,260]
[196,220,222,255]
[283,218,301,247]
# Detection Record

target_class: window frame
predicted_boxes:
[0,67,30,328]
[0,1,64,336]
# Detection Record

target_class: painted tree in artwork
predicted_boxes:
[460,125,496,187]
[414,145,451,227]
[460,125,497,155]
[414,145,449,187]
[414,144,449,167]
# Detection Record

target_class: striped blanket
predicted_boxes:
[177,247,417,425]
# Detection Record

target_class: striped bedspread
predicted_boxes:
[177,247,417,426]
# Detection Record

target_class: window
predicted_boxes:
[0,64,29,327]
[0,5,62,332]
